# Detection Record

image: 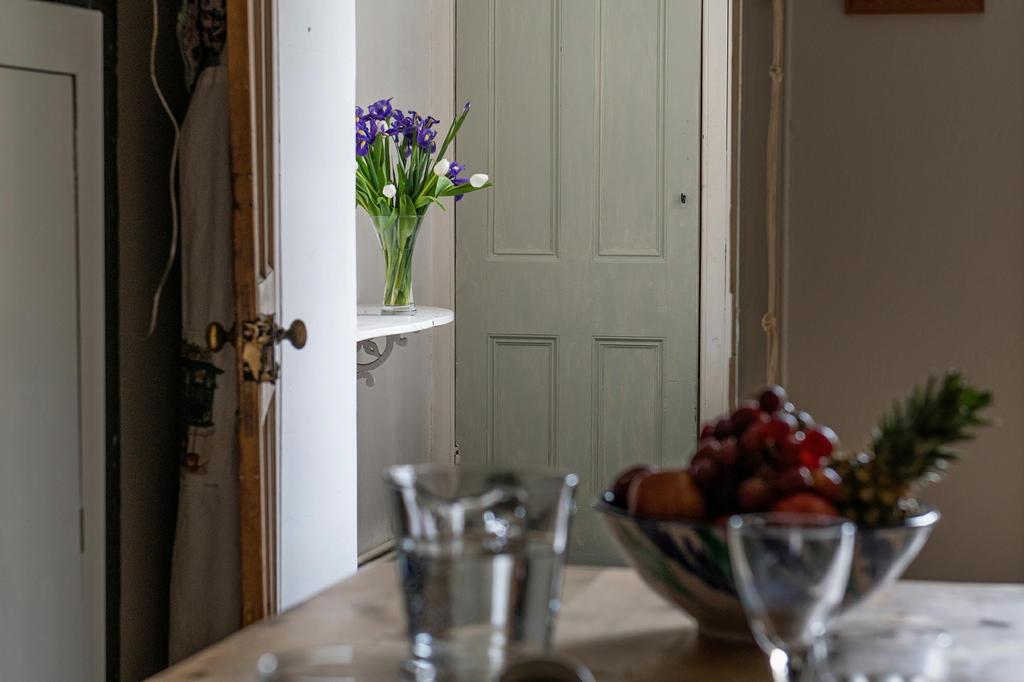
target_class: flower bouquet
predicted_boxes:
[355,98,493,314]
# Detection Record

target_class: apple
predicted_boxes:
[605,465,654,508]
[629,470,706,520]
[771,492,840,517]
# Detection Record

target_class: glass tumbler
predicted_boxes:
[384,465,579,681]
[727,513,857,682]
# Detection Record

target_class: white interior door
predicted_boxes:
[455,0,702,564]
[0,2,104,679]
[275,0,359,610]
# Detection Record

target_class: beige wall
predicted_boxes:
[738,0,1024,581]
[117,0,186,677]
[355,0,436,554]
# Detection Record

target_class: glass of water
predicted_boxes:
[727,513,857,682]
[385,464,579,682]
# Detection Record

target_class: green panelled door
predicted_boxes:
[455,0,701,564]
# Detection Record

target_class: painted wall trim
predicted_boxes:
[700,0,737,422]
[430,0,457,466]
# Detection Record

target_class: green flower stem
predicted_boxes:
[372,213,424,309]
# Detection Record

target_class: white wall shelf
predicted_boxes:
[356,305,454,341]
[356,305,454,386]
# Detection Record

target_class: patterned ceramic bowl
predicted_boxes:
[595,500,940,642]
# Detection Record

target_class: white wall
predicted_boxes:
[739,1,1024,582]
[355,0,438,554]
[278,0,359,609]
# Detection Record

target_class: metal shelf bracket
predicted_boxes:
[356,334,408,386]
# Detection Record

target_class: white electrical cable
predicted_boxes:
[146,0,182,337]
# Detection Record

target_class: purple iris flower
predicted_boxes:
[356,127,372,157]
[417,126,437,150]
[446,162,464,179]
[367,98,393,121]
[355,118,379,157]
[462,101,471,115]
[385,110,407,137]
[451,177,469,202]
[355,106,363,123]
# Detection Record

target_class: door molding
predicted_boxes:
[699,0,737,421]
[435,0,737,458]
[430,0,457,465]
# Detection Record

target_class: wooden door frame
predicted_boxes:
[226,0,279,625]
[433,0,738,463]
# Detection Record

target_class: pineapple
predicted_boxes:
[830,371,992,526]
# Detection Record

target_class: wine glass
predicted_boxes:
[727,513,857,682]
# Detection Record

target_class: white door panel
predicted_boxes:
[0,65,85,682]
[0,2,104,678]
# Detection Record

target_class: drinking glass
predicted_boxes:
[385,464,579,682]
[727,513,857,682]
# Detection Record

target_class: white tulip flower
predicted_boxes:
[469,173,488,188]
[433,158,451,177]
[382,184,397,199]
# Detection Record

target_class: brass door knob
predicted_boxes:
[207,321,234,352]
[206,316,307,382]
[280,319,307,349]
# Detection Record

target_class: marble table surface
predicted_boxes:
[152,560,1024,681]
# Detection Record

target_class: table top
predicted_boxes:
[153,561,1024,681]
[356,305,453,342]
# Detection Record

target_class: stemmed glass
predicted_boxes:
[727,513,857,682]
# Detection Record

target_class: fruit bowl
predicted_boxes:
[596,500,940,642]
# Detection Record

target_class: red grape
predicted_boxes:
[758,385,787,413]
[793,410,815,429]
[729,401,762,435]
[777,466,813,495]
[715,439,739,469]
[737,477,773,511]
[741,418,770,452]
[803,425,839,460]
[699,422,715,440]
[737,447,766,476]
[764,413,798,444]
[800,450,824,469]
[690,452,720,488]
[713,418,734,440]
[777,431,805,467]
[694,437,721,459]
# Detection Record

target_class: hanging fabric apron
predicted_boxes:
[168,62,240,663]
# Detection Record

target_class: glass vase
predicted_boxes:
[370,213,425,315]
